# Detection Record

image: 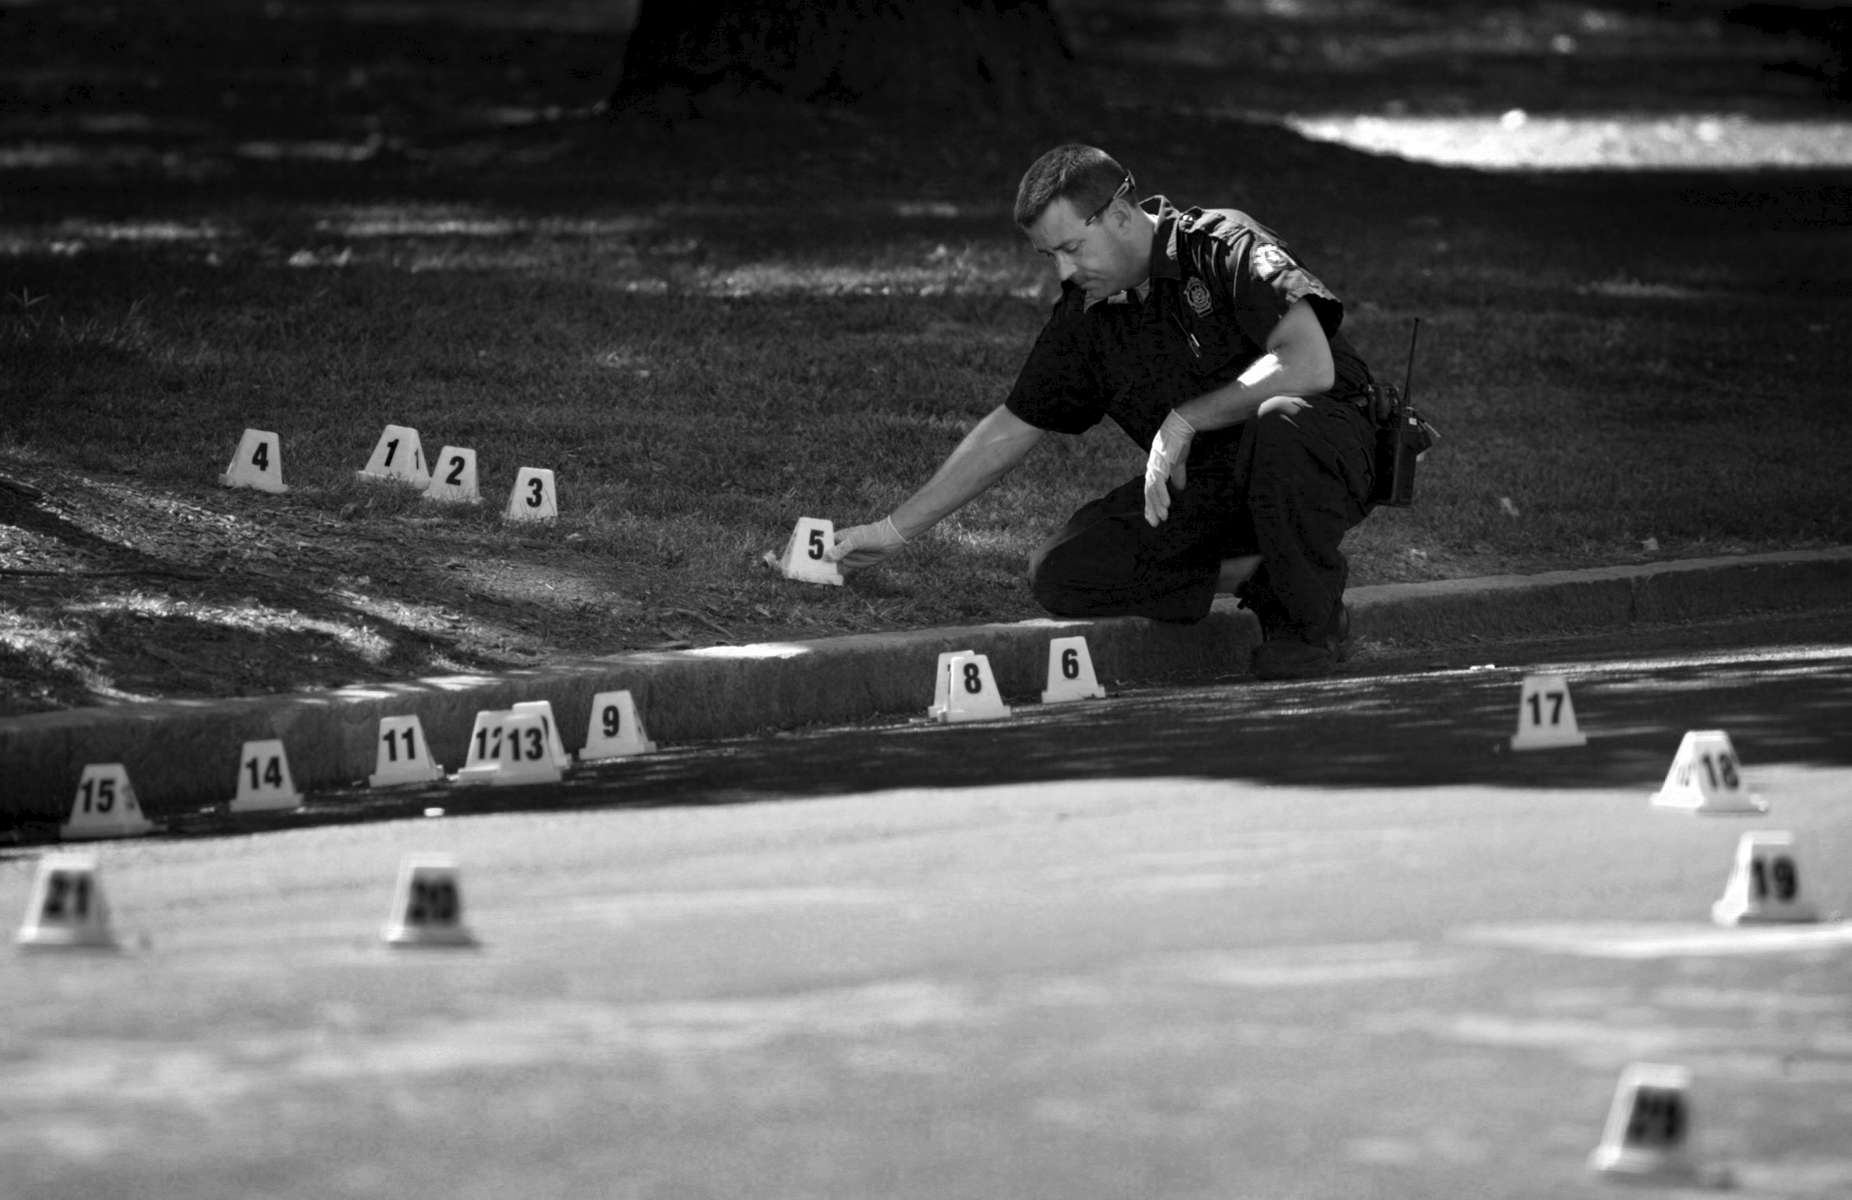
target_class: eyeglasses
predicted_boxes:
[1084,175,1134,226]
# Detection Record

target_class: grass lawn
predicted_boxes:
[2,0,1850,715]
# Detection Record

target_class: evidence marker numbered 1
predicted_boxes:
[356,423,431,488]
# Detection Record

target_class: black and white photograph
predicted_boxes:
[3,2,1850,1197]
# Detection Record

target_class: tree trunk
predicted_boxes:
[606,0,1080,118]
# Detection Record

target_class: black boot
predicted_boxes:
[1246,562,1350,681]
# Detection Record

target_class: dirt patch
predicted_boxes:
[0,463,851,716]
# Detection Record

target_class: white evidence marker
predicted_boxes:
[219,428,288,493]
[60,763,155,840]
[1587,1063,1715,1184]
[486,711,560,786]
[503,467,558,522]
[939,652,1011,724]
[452,708,512,786]
[1040,635,1106,704]
[1650,729,1766,814]
[356,423,431,487]
[926,649,976,721]
[777,517,844,586]
[1509,671,1587,750]
[510,700,573,771]
[230,738,303,812]
[1711,831,1820,925]
[368,714,445,787]
[578,689,657,761]
[422,445,482,504]
[381,854,476,948]
[16,853,117,950]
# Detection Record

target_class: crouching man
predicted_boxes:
[830,143,1380,680]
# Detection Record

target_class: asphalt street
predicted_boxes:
[60,606,1852,835]
[2,608,1850,1200]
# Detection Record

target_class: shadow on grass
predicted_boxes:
[0,486,161,562]
[0,584,517,712]
[0,473,611,713]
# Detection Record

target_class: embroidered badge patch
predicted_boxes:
[1252,242,1293,280]
[1184,277,1213,316]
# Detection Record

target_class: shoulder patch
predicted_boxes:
[1183,277,1213,317]
[1252,242,1294,281]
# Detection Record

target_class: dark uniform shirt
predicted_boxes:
[1005,197,1372,469]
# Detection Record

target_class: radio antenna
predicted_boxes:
[1401,317,1421,408]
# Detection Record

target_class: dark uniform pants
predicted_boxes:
[1028,395,1375,633]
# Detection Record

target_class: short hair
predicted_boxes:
[1013,144,1133,228]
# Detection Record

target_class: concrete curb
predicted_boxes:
[3,548,1850,826]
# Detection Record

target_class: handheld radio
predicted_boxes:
[1370,317,1437,508]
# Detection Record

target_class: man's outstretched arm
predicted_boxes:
[830,404,1044,570]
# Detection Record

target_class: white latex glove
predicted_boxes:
[826,516,907,570]
[1143,410,1196,526]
